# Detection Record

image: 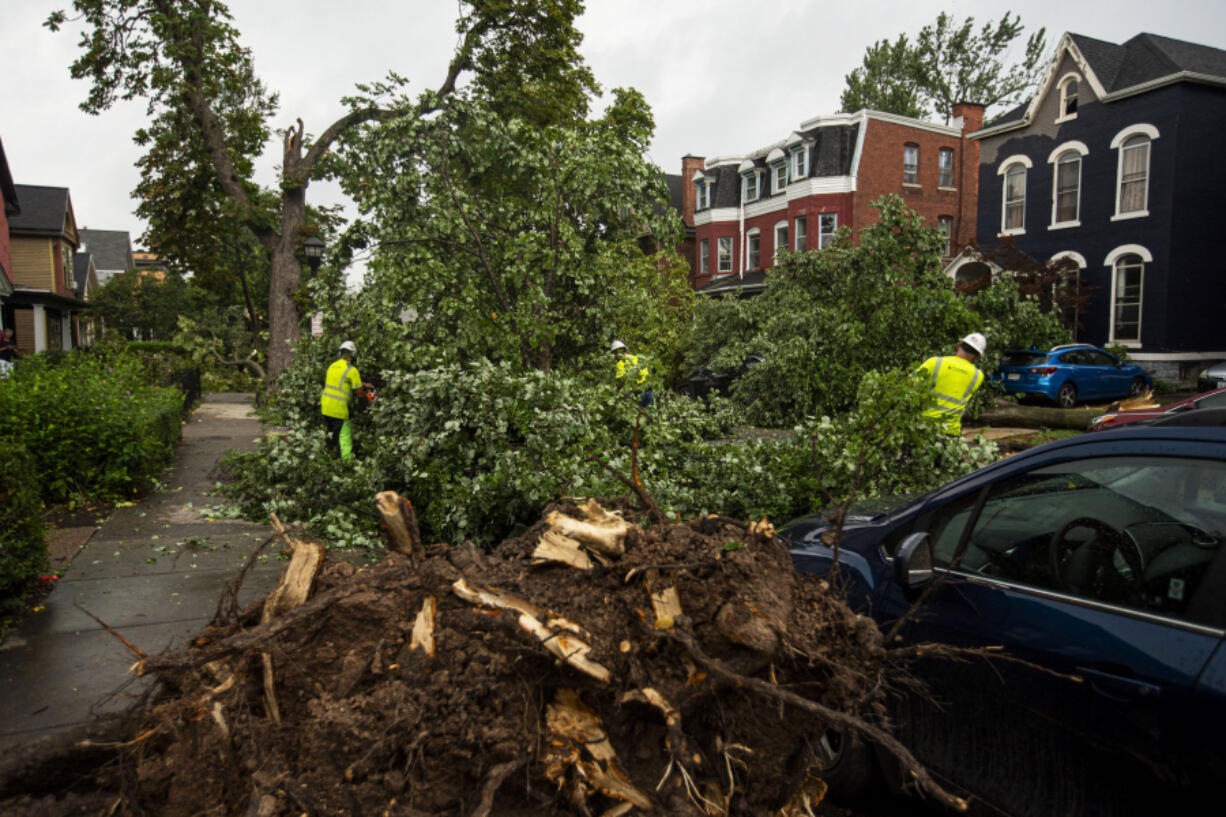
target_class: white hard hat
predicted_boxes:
[339,340,357,354]
[610,340,626,352]
[960,332,987,356]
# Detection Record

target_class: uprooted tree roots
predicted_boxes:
[0,496,967,817]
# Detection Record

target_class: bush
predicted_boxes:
[223,360,1000,548]
[0,442,47,614]
[0,351,183,503]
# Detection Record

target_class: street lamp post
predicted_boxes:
[303,236,325,273]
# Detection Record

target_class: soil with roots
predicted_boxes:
[0,500,930,817]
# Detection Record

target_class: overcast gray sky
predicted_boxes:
[5,0,1225,277]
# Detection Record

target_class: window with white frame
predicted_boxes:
[774,222,788,262]
[695,179,710,210]
[1112,254,1144,343]
[937,216,953,256]
[903,144,919,184]
[747,229,760,270]
[938,148,954,187]
[818,213,837,249]
[1118,135,1151,216]
[1002,162,1027,233]
[717,236,733,273]
[742,172,760,203]
[1060,77,1079,120]
[1054,151,1082,225]
[772,162,788,194]
[794,216,807,252]
[699,239,709,275]
[792,147,808,180]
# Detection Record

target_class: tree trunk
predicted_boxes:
[978,404,1102,431]
[267,179,307,383]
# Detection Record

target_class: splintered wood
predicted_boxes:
[375,491,425,563]
[261,515,325,724]
[544,689,653,812]
[452,578,611,683]
[409,595,437,658]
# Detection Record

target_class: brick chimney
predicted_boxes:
[681,155,705,226]
[951,103,984,251]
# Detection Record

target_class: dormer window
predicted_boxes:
[766,147,787,194]
[1057,73,1080,122]
[742,173,760,203]
[791,146,809,180]
[694,177,711,210]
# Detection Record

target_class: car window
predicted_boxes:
[1085,350,1117,366]
[1001,352,1049,367]
[1059,350,1085,365]
[1196,391,1226,410]
[924,456,1226,623]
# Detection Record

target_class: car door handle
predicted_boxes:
[1076,665,1162,702]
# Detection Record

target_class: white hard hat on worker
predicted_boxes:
[960,332,987,357]
[340,340,357,355]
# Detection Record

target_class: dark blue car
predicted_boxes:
[995,344,1152,408]
[780,421,1226,816]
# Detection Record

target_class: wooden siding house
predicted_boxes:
[7,184,88,354]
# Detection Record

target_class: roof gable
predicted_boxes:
[9,185,74,239]
[78,229,135,272]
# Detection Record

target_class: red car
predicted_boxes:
[1090,386,1226,430]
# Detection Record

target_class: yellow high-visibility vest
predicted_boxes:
[320,358,362,419]
[615,353,649,386]
[918,355,984,435]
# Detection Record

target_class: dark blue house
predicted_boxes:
[959,32,1226,381]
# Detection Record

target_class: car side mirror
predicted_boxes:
[893,532,934,592]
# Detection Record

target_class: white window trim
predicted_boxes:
[938,148,956,188]
[793,217,806,252]
[1106,246,1149,347]
[1055,72,1081,123]
[1048,141,1088,230]
[903,144,920,185]
[1111,125,1159,219]
[791,146,809,180]
[773,220,789,264]
[771,162,788,194]
[999,159,1030,236]
[699,238,709,275]
[1051,250,1088,269]
[745,227,761,270]
[741,172,759,204]
[717,235,733,273]
[818,213,838,249]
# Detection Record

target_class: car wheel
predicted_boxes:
[809,728,875,799]
[1057,382,1078,409]
[1128,376,1147,398]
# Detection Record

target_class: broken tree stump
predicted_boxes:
[376,491,425,563]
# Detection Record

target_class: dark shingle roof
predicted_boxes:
[9,185,69,237]
[78,229,134,272]
[1072,32,1226,93]
[696,270,767,296]
[73,253,93,295]
[664,174,684,211]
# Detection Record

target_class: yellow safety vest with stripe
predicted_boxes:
[320,358,362,419]
[918,355,984,435]
[615,353,649,387]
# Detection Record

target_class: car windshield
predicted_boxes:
[1001,352,1050,367]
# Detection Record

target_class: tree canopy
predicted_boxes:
[48,0,601,381]
[841,12,1047,122]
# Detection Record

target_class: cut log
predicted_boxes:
[409,595,437,658]
[978,404,1103,431]
[545,507,630,557]
[376,491,425,563]
[533,530,595,570]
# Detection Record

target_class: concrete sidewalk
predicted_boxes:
[0,394,283,748]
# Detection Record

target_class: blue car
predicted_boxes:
[995,344,1152,408]
[780,418,1226,816]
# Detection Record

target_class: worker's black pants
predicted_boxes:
[325,416,345,458]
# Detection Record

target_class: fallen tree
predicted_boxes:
[0,496,968,817]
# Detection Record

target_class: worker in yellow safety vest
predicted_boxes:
[611,339,654,407]
[320,340,372,460]
[917,332,987,436]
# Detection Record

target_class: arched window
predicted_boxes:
[1000,159,1029,234]
[1060,77,1079,119]
[1118,135,1151,215]
[1105,245,1151,344]
[773,220,789,263]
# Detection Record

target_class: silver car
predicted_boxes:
[1199,361,1226,392]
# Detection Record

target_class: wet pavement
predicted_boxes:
[0,394,282,748]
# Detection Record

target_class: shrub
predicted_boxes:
[0,442,47,614]
[0,351,183,503]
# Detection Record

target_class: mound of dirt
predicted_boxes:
[0,498,957,817]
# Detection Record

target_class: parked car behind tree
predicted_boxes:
[994,344,1151,408]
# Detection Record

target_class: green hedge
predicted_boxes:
[0,351,183,503]
[0,442,47,614]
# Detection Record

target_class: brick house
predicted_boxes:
[0,137,18,330]
[963,32,1226,381]
[682,105,982,294]
[7,184,89,354]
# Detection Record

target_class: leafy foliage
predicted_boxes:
[0,351,182,503]
[0,442,47,614]
[682,196,1068,428]
[841,12,1047,121]
[89,272,202,341]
